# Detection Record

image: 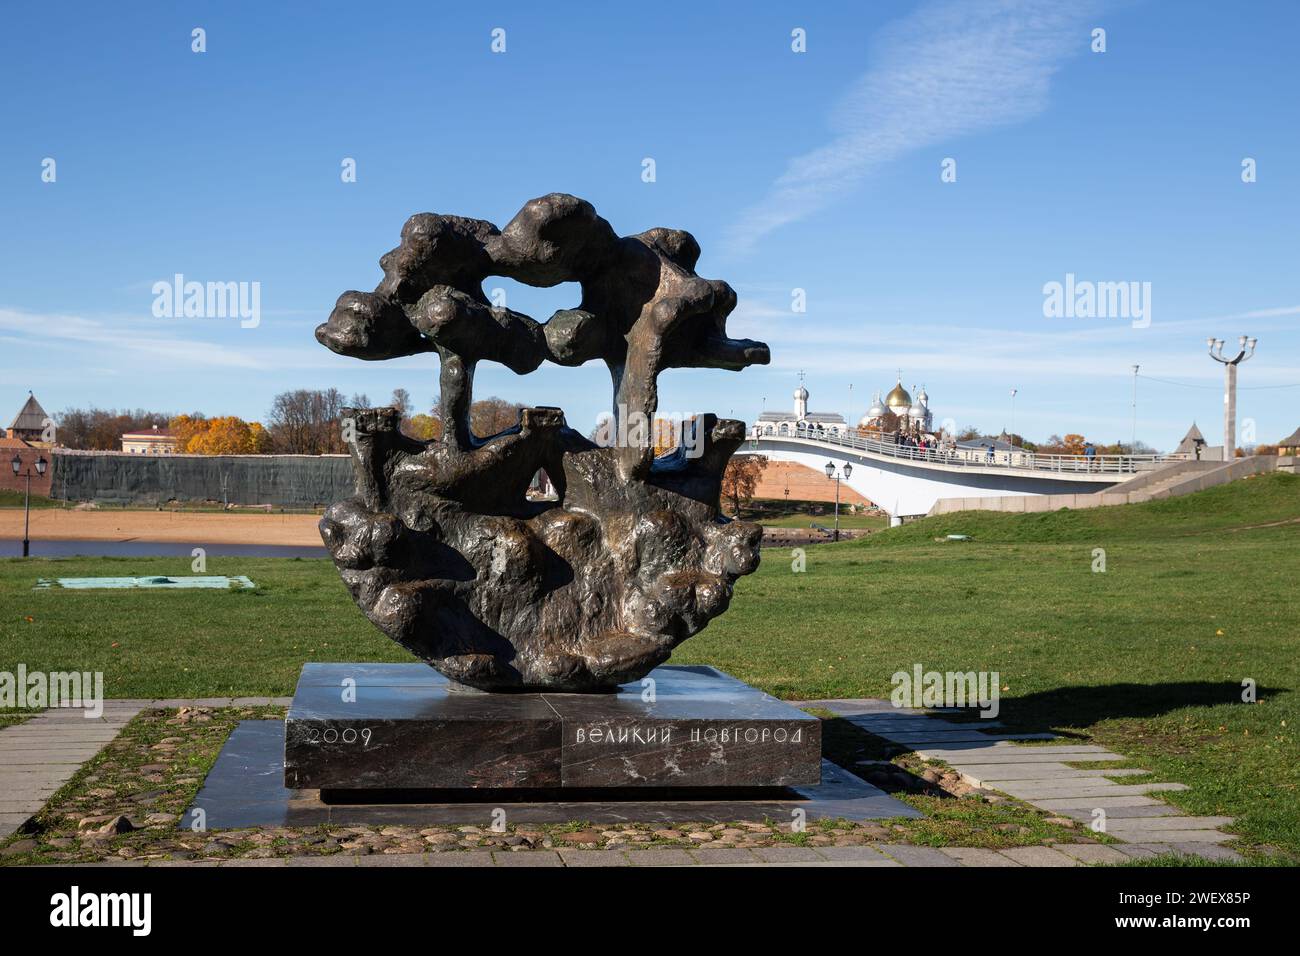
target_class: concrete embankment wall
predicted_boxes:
[50,451,354,508]
[752,459,874,506]
[1125,454,1293,500]
[927,455,1293,516]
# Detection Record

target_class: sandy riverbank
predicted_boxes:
[0,509,323,546]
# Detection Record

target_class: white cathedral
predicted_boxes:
[753,373,935,440]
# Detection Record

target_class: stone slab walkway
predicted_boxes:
[801,697,1241,862]
[0,698,290,840]
[1,702,148,838]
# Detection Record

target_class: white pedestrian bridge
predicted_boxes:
[743,427,1184,524]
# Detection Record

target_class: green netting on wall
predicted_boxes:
[50,452,353,508]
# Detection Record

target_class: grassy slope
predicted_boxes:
[681,472,1300,858]
[753,512,887,530]
[0,489,58,509]
[1,472,1296,856]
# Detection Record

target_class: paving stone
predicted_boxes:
[1114,843,1174,859]
[1000,782,1188,800]
[558,848,633,867]
[955,763,1078,783]
[689,848,760,865]
[997,846,1080,867]
[752,846,825,863]
[219,858,287,867]
[425,852,496,867]
[874,844,961,867]
[1071,768,1151,777]
[626,849,695,866]
[1110,829,1233,844]
[934,740,1113,750]
[951,764,1081,780]
[0,739,109,748]
[1059,805,1183,821]
[1053,843,1131,865]
[353,854,428,866]
[940,847,1022,867]
[811,846,898,864]
[1102,816,1233,831]
[1033,795,1165,810]
[1171,843,1242,862]
[1,791,59,803]
[275,855,357,867]
[492,850,563,867]
[918,750,1124,763]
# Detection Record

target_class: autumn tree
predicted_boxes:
[266,388,346,454]
[405,413,442,441]
[721,454,765,517]
[169,414,270,454]
[653,417,682,456]
[169,414,209,451]
[55,407,172,449]
[469,396,523,439]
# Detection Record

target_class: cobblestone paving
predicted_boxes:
[3,697,1242,865]
[0,699,290,840]
[66,841,1229,867]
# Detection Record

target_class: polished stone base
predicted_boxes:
[284,663,821,790]
[188,721,921,827]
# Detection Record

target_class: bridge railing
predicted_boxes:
[749,427,1183,476]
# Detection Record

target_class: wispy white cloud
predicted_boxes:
[0,307,352,373]
[726,0,1095,256]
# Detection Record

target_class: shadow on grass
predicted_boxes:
[990,681,1288,734]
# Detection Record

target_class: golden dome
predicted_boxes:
[885,381,912,409]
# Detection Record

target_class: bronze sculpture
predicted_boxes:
[316,194,769,691]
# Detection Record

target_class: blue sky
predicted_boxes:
[2,0,1296,450]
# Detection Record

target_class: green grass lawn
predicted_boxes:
[1,472,1296,859]
[0,489,58,509]
[742,497,888,530]
[752,511,888,530]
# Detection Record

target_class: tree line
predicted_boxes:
[52,389,524,455]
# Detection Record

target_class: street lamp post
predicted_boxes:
[11,453,48,558]
[823,460,853,542]
[1009,388,1018,464]
[1131,364,1139,456]
[1207,335,1257,459]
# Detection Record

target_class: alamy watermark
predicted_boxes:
[1,666,104,718]
[152,273,261,328]
[891,663,1000,718]
[593,406,704,458]
[1042,272,1151,329]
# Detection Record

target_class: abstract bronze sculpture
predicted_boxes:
[315,194,769,691]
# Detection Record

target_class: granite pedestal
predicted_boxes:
[190,721,922,827]
[284,663,821,793]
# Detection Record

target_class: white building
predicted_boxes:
[753,376,849,438]
[753,374,940,441]
[121,425,181,455]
